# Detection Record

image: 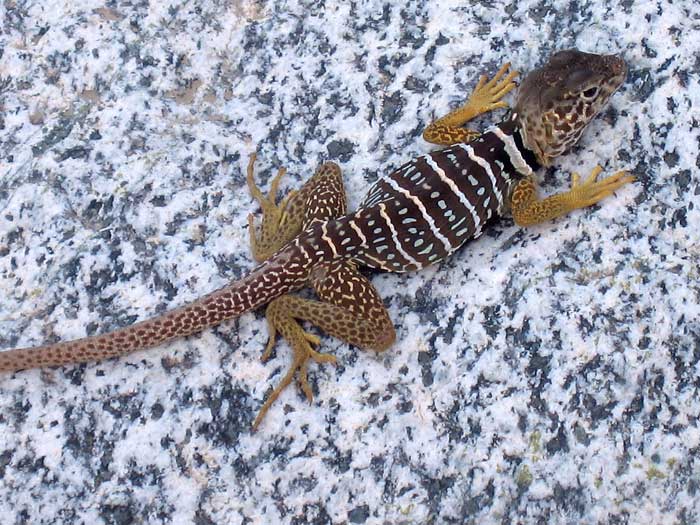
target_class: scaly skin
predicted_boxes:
[510,166,634,226]
[0,50,635,429]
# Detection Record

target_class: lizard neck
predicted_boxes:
[486,113,541,177]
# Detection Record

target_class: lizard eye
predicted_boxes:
[582,86,599,99]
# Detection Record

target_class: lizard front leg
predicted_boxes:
[510,166,635,226]
[423,62,519,146]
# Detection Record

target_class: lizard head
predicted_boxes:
[514,49,627,166]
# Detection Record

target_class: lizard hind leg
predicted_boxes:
[249,157,353,430]
[247,154,345,262]
[246,153,299,263]
[252,299,337,430]
[252,262,395,430]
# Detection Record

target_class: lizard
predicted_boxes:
[0,49,634,430]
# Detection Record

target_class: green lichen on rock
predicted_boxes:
[517,465,533,489]
[529,431,542,454]
[646,466,666,480]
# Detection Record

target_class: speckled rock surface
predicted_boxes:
[0,1,698,524]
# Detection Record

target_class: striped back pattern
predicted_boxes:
[315,115,541,272]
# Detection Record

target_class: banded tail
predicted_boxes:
[0,235,322,372]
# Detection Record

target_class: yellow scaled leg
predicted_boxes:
[252,279,395,430]
[423,62,519,146]
[247,154,346,262]
[511,166,635,227]
[252,298,337,430]
[246,153,301,262]
[248,154,374,430]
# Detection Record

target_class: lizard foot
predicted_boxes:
[252,311,336,431]
[567,166,635,209]
[422,62,520,146]
[465,62,520,114]
[246,153,298,262]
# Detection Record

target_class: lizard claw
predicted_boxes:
[252,299,338,430]
[468,62,519,111]
[246,155,290,263]
[568,166,635,208]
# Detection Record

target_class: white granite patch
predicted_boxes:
[1,0,698,523]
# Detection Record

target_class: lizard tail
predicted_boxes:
[0,238,316,372]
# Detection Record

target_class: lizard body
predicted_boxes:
[0,50,634,429]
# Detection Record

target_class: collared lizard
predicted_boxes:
[0,49,634,429]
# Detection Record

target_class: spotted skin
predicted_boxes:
[0,50,635,429]
[248,156,347,262]
[506,50,634,225]
[352,118,536,272]
[0,254,315,372]
[247,158,394,429]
